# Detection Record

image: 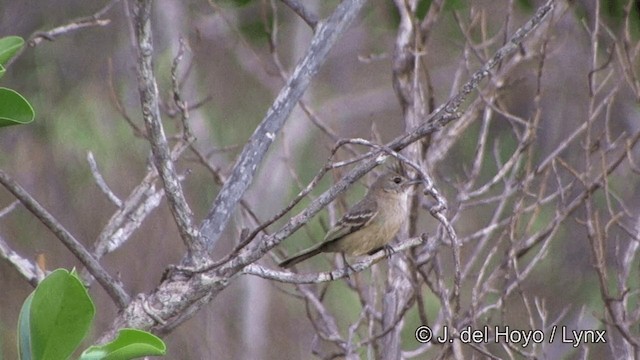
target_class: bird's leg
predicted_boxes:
[341,253,356,276]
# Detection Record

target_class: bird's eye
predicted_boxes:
[393,176,402,184]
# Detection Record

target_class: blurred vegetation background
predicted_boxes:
[0,0,639,359]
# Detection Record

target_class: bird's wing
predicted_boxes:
[323,197,378,243]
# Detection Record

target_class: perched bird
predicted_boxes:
[279,171,419,268]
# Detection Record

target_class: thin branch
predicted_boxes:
[243,235,430,283]
[279,0,318,29]
[0,170,130,308]
[27,0,119,47]
[87,152,123,208]
[0,234,43,286]
[0,200,19,219]
[91,171,164,259]
[107,58,146,138]
[170,37,194,142]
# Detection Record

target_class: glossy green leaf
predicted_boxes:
[80,329,166,360]
[27,269,96,360]
[0,87,35,126]
[0,36,24,65]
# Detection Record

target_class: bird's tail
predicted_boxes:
[279,244,324,268]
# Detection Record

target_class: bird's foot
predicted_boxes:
[366,244,396,259]
[382,244,396,259]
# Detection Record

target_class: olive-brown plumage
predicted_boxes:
[279,172,418,268]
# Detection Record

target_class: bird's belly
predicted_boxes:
[333,218,403,256]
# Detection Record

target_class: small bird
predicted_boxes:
[279,171,420,268]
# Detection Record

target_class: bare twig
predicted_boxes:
[90,170,164,259]
[170,37,194,142]
[0,170,130,308]
[87,152,123,208]
[279,0,318,29]
[0,234,43,286]
[0,200,19,219]
[27,0,119,47]
[244,235,429,283]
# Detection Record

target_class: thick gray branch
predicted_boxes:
[198,0,368,253]
[133,0,199,251]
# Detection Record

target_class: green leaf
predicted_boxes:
[80,329,166,360]
[17,292,35,360]
[0,64,5,80]
[26,269,96,360]
[0,87,35,127]
[0,36,24,65]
